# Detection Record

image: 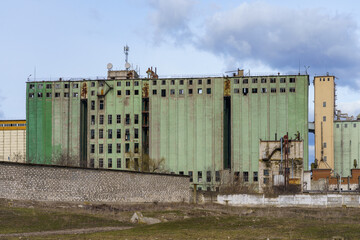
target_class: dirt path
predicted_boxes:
[0,226,132,238]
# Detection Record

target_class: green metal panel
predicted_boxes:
[334,121,360,177]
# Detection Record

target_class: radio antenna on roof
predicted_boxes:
[124,45,130,70]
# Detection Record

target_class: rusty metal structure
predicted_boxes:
[26,67,309,189]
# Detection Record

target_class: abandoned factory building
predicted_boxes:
[26,67,309,190]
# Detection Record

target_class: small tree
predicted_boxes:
[354,159,358,169]
[128,151,166,173]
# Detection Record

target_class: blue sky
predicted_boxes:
[1,0,360,163]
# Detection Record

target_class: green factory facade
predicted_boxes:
[26,71,309,189]
[334,120,360,177]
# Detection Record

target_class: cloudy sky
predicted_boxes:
[1,0,360,162]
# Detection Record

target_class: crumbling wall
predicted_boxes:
[0,162,190,203]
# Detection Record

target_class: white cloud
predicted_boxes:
[336,85,360,118]
[148,0,196,44]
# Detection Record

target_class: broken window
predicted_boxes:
[64,83,69,89]
[252,88,258,93]
[73,93,78,97]
[90,158,94,168]
[90,129,95,139]
[91,115,95,125]
[100,82,105,87]
[271,88,276,93]
[179,171,184,175]
[215,171,220,182]
[134,128,138,139]
[270,78,276,83]
[198,88,202,94]
[234,79,239,84]
[234,88,240,93]
[134,114,139,124]
[252,78,258,83]
[117,81,121,86]
[108,158,112,168]
[125,143,130,153]
[99,129,103,139]
[117,158,121,168]
[161,89,166,97]
[108,115,112,124]
[180,80,184,85]
[38,84,43,89]
[126,90,130,96]
[264,169,269,176]
[162,80,166,85]
[153,80,157,85]
[108,129,112,139]
[117,129,121,139]
[99,115,104,125]
[117,114,121,124]
[280,78,286,83]
[289,88,296,92]
[189,80,193,85]
[108,144,112,154]
[73,83,78,88]
[134,90,139,95]
[207,79,211,84]
[99,144,103,154]
[126,158,130,168]
[91,101,95,110]
[55,93,60,97]
[179,89,184,95]
[125,114,130,125]
[171,80,175,85]
[189,171,193,182]
[189,89,193,94]
[280,88,286,93]
[261,78,267,83]
[198,171,202,182]
[170,89,175,95]
[29,93,34,98]
[198,79,202,84]
[261,88,267,93]
[134,143,139,153]
[29,84,35,89]
[207,88,211,94]
[91,82,95,87]
[126,81,130,86]
[46,84,52,89]
[46,92,52,98]
[90,144,95,154]
[38,93,43,98]
[91,90,95,96]
[289,78,296,83]
[117,90,121,96]
[99,100,104,110]
[243,172,249,182]
[242,88,248,95]
[134,81,139,86]
[125,129,130,141]
[253,172,258,182]
[206,171,211,182]
[243,79,248,84]
[153,89,157,95]
[117,143,121,153]
[99,158,103,168]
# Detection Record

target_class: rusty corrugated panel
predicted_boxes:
[81,82,87,99]
[289,178,301,185]
[142,82,149,98]
[224,78,231,96]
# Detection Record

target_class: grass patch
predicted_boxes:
[0,206,129,234]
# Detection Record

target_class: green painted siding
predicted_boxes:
[334,121,360,177]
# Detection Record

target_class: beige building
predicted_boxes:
[314,75,335,169]
[0,120,26,162]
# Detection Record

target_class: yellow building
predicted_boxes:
[0,120,26,162]
[314,75,335,169]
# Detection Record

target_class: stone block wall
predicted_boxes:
[0,162,190,203]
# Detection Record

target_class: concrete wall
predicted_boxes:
[218,193,360,207]
[0,162,190,203]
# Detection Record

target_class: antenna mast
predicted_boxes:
[124,45,130,70]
